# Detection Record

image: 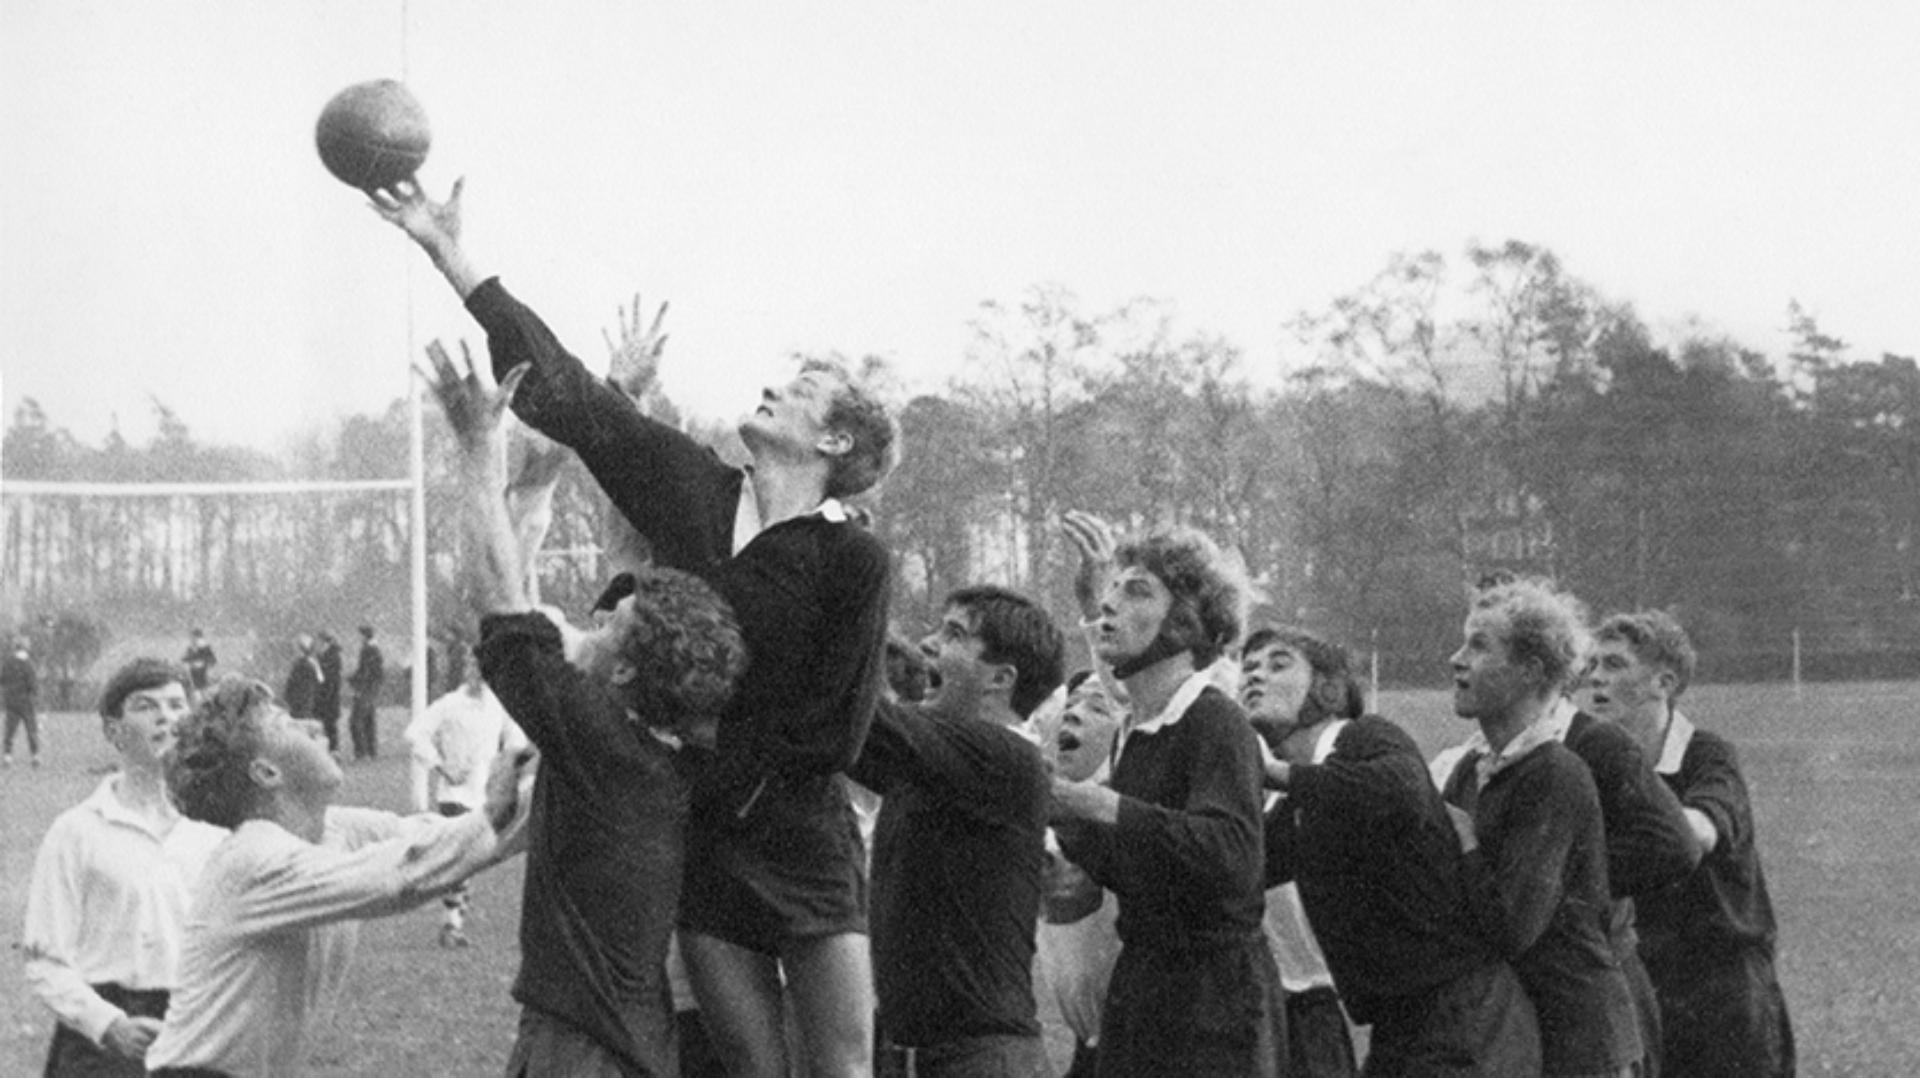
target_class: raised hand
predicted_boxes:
[417,339,527,453]
[369,176,465,256]
[602,293,671,401]
[1061,510,1118,621]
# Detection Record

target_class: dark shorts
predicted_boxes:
[1098,936,1286,1078]
[1363,961,1542,1078]
[679,775,868,954]
[1650,944,1794,1078]
[43,983,167,1078]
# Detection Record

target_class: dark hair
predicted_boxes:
[1113,528,1248,669]
[359,625,375,638]
[945,584,1067,718]
[884,632,932,703]
[169,677,277,828]
[609,565,750,730]
[99,658,190,722]
[1470,577,1590,693]
[1595,610,1697,699]
[801,358,901,499]
[1242,625,1365,724]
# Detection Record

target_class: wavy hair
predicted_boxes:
[1114,527,1249,669]
[168,677,277,828]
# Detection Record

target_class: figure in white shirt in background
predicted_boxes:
[20,658,227,1077]
[1029,669,1125,1077]
[141,676,530,1078]
[404,642,530,948]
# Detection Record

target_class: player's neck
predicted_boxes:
[1481,693,1549,754]
[748,457,834,527]
[1617,702,1671,760]
[262,794,328,844]
[113,764,177,823]
[1120,653,1197,727]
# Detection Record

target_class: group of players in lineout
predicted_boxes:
[19,175,1793,1078]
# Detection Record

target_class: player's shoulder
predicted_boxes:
[1680,724,1743,770]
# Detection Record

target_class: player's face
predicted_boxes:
[108,681,191,766]
[1091,566,1172,669]
[1056,680,1123,782]
[257,705,344,796]
[739,370,842,457]
[919,605,1001,716]
[1582,639,1670,725]
[1240,642,1315,736]
[574,596,638,682]
[1449,609,1537,723]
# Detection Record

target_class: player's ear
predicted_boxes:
[815,428,853,459]
[249,756,284,789]
[1654,666,1680,696]
[608,660,639,687]
[987,661,1017,696]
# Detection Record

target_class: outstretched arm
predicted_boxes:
[418,339,531,616]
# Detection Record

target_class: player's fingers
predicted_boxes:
[422,339,456,380]
[649,301,670,340]
[498,362,534,405]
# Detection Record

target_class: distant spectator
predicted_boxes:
[403,656,529,948]
[347,625,386,760]
[181,630,217,695]
[313,633,344,755]
[21,659,225,1077]
[3,637,39,767]
[281,635,322,729]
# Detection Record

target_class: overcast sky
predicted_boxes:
[4,1,1917,455]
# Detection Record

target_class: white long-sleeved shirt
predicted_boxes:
[20,775,227,1044]
[402,685,527,812]
[143,806,500,1076]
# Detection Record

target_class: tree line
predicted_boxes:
[6,239,1917,687]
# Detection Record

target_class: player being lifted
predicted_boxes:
[376,178,896,1078]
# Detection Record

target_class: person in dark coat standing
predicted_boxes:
[313,633,345,757]
[2,637,40,768]
[347,626,386,760]
[281,635,322,728]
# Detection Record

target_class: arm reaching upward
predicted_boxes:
[418,338,532,616]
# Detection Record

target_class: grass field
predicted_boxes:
[3,684,1917,1075]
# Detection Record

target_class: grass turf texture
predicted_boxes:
[2,684,1915,1074]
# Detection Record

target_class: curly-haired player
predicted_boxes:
[1051,521,1286,1077]
[420,340,748,1077]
